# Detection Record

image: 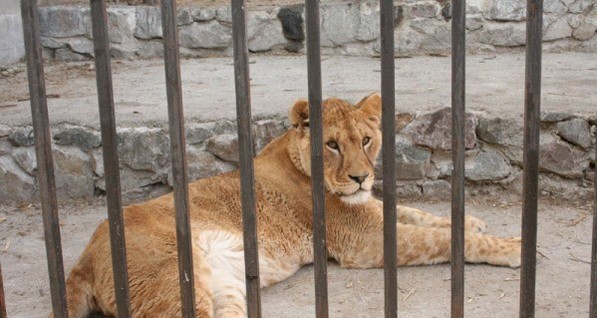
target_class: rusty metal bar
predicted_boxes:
[230,0,262,317]
[519,0,543,317]
[451,0,466,316]
[0,263,6,318]
[380,1,397,317]
[20,0,69,317]
[305,0,328,316]
[89,1,132,316]
[160,0,196,317]
[591,145,597,318]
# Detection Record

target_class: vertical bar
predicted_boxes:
[519,0,542,316]
[0,263,6,318]
[591,145,597,318]
[380,1,397,318]
[230,0,262,317]
[160,0,196,317]
[305,0,328,317]
[20,1,69,317]
[451,0,466,316]
[89,1,131,317]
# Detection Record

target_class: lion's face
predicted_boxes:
[289,93,382,205]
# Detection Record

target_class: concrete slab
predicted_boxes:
[1,52,596,128]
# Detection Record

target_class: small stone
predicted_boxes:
[216,7,232,24]
[11,147,37,175]
[118,127,170,171]
[394,136,431,180]
[410,3,438,18]
[441,3,451,20]
[177,8,194,26]
[556,118,593,149]
[0,124,11,138]
[402,108,476,150]
[539,141,590,178]
[8,127,35,147]
[465,149,511,181]
[0,141,12,156]
[0,156,36,203]
[541,111,575,122]
[277,6,305,41]
[53,125,102,150]
[52,146,95,200]
[206,134,239,163]
[193,8,217,22]
[91,148,104,177]
[476,116,523,147]
[179,21,232,49]
[186,122,217,145]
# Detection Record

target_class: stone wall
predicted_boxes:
[0,110,594,204]
[0,0,25,65]
[36,0,597,62]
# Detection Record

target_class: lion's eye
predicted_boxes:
[362,137,371,146]
[326,140,339,150]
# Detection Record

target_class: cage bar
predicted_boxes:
[89,1,132,316]
[305,0,329,317]
[230,0,262,317]
[0,263,6,318]
[450,0,466,316]
[19,0,69,316]
[380,1,398,318]
[159,0,196,316]
[591,145,597,318]
[519,0,543,317]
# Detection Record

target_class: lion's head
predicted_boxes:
[288,93,382,205]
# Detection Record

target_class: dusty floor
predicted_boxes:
[0,198,594,317]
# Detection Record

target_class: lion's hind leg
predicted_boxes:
[396,205,487,233]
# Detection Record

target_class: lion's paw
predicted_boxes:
[465,215,487,233]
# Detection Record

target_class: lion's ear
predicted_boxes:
[357,92,382,120]
[289,99,310,130]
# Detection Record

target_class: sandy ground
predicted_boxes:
[0,198,594,317]
[2,53,596,128]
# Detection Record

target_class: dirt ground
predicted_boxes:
[1,198,594,317]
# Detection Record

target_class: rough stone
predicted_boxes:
[441,2,451,20]
[410,3,438,18]
[135,6,162,40]
[476,116,524,147]
[184,146,236,182]
[355,2,380,42]
[278,6,305,41]
[320,4,359,46]
[55,48,89,61]
[52,145,95,199]
[0,140,12,156]
[465,149,511,181]
[179,21,232,49]
[556,118,593,149]
[117,127,170,171]
[248,11,286,52]
[0,156,36,203]
[11,147,37,175]
[395,113,415,133]
[38,6,91,38]
[539,141,590,178]
[466,14,485,31]
[205,134,239,163]
[186,122,217,145]
[402,108,477,150]
[216,7,232,24]
[569,0,594,13]
[177,8,194,26]
[8,127,35,147]
[0,124,11,138]
[421,180,451,198]
[53,125,102,150]
[107,7,137,44]
[572,13,597,40]
[253,119,287,153]
[544,0,568,14]
[393,136,432,180]
[91,148,103,177]
[481,0,526,21]
[544,15,573,41]
[395,182,422,197]
[193,7,217,22]
[410,18,451,52]
[541,111,575,122]
[40,36,67,49]
[478,22,526,46]
[61,37,95,56]
[118,167,166,194]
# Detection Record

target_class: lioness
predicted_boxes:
[62,93,520,318]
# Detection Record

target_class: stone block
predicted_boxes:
[53,124,102,150]
[0,124,11,138]
[544,15,573,41]
[0,156,35,203]
[179,21,232,49]
[248,11,286,52]
[465,149,511,181]
[540,141,590,178]
[394,136,432,180]
[38,6,91,38]
[253,119,287,153]
[402,108,476,150]
[320,3,359,46]
[476,116,524,147]
[556,118,593,149]
[108,7,137,45]
[184,146,236,181]
[277,6,305,41]
[11,147,37,175]
[135,6,162,39]
[193,7,217,22]
[421,180,451,198]
[186,122,217,145]
[8,127,35,147]
[205,134,239,163]
[478,22,526,46]
[52,145,95,199]
[355,2,380,42]
[117,127,170,171]
[410,3,438,18]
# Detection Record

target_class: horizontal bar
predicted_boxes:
[230,0,262,316]
[519,0,543,317]
[590,144,597,318]
[380,0,397,317]
[305,0,328,317]
[160,0,196,317]
[89,0,132,316]
[20,0,69,317]
[451,0,466,316]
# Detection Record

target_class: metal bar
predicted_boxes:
[230,0,262,317]
[519,0,543,317]
[305,0,328,316]
[0,263,6,318]
[451,0,466,316]
[89,1,132,316]
[159,0,196,317]
[591,145,597,318]
[20,1,69,317]
[380,1,397,318]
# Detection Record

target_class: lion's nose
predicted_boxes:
[349,173,369,184]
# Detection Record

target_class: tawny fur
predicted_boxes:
[59,93,521,318]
